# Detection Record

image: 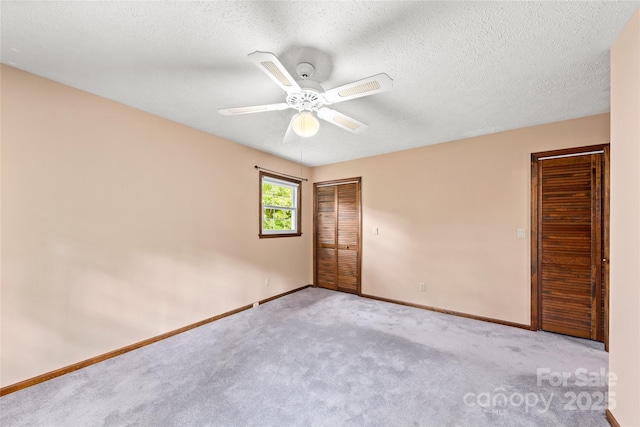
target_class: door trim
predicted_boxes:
[530,144,610,349]
[313,177,362,295]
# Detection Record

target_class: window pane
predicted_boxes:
[263,182,293,208]
[274,196,289,207]
[262,183,274,205]
[263,208,275,230]
[263,208,294,231]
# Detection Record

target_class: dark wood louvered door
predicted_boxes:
[314,178,361,294]
[316,185,337,290]
[532,145,609,344]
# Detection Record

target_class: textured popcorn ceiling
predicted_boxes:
[1,1,638,166]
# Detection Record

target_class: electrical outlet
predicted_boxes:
[419,282,426,292]
[253,302,259,308]
[265,278,270,286]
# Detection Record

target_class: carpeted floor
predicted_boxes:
[1,287,609,426]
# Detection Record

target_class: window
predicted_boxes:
[259,171,302,238]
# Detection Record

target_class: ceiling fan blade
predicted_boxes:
[218,102,289,116]
[317,107,368,134]
[323,73,393,104]
[248,51,302,94]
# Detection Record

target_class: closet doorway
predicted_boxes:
[314,177,362,295]
[531,144,610,349]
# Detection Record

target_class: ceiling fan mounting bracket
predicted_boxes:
[296,62,315,79]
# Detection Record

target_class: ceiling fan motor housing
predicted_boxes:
[286,81,325,112]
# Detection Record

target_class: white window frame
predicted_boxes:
[259,172,302,238]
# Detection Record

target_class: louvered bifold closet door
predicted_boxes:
[315,178,361,295]
[337,183,359,293]
[317,186,337,290]
[539,154,602,340]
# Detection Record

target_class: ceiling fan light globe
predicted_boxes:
[292,111,320,137]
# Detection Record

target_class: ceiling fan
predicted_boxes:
[219,51,393,140]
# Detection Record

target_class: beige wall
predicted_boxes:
[312,114,610,325]
[0,65,313,387]
[609,9,640,427]
[1,52,630,407]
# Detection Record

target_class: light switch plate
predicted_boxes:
[517,228,526,239]
[372,227,379,235]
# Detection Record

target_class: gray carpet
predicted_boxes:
[1,287,609,426]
